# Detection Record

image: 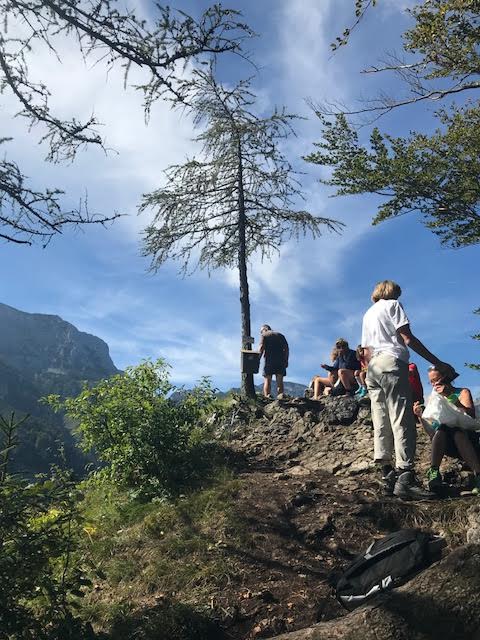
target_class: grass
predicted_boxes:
[360,496,473,548]
[78,467,244,638]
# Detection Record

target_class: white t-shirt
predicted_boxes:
[361,299,410,362]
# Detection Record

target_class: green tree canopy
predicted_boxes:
[306,0,480,249]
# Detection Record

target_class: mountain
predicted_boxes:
[0,303,119,476]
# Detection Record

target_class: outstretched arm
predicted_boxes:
[396,324,457,379]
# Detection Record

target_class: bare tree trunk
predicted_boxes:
[237,138,256,398]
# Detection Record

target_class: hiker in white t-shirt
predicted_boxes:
[361,280,457,500]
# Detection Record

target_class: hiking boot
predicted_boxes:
[472,475,480,496]
[381,469,397,496]
[426,467,443,492]
[304,388,313,399]
[393,471,435,501]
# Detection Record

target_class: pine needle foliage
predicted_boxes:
[307,0,480,249]
[140,68,341,395]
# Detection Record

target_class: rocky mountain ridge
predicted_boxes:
[0,302,119,474]
[0,302,118,382]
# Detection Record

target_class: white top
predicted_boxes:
[361,299,410,362]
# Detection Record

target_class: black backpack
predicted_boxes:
[335,529,440,611]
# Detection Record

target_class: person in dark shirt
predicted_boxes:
[259,324,289,399]
[312,338,360,399]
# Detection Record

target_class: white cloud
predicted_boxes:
[3,19,199,239]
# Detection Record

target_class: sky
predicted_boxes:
[1,0,479,396]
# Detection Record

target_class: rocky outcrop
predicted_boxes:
[224,395,467,483]
[217,394,480,639]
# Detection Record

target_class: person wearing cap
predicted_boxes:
[361,280,457,500]
[312,338,360,399]
[259,325,289,399]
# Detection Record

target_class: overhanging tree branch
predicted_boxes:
[0,2,254,244]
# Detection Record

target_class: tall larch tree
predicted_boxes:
[140,68,340,396]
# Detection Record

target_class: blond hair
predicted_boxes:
[371,280,402,303]
[330,347,339,362]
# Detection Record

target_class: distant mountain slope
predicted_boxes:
[170,381,308,404]
[0,303,120,476]
[0,302,118,381]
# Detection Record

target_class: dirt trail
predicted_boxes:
[208,395,476,639]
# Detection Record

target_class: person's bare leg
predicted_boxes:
[453,431,480,473]
[431,430,447,468]
[276,374,284,396]
[338,368,356,391]
[263,375,272,397]
[313,376,325,400]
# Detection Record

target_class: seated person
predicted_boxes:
[354,345,368,398]
[312,339,360,399]
[309,345,338,399]
[414,366,480,494]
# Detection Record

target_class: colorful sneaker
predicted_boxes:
[472,475,480,495]
[426,467,442,492]
[355,386,368,399]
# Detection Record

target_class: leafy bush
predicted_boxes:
[0,477,92,638]
[46,360,219,496]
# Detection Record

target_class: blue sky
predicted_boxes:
[2,0,479,395]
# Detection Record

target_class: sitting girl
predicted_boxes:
[414,366,480,494]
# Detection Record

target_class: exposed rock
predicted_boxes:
[225,396,374,479]
[321,396,359,426]
[214,393,480,640]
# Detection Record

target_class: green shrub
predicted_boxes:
[46,360,219,497]
[0,472,92,639]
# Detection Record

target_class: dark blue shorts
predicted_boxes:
[263,360,286,376]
